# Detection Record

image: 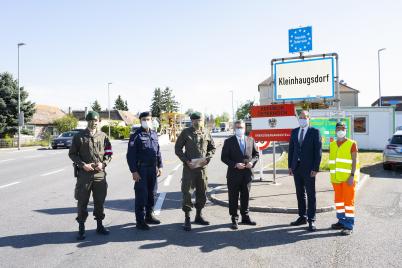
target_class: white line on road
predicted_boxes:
[163,175,173,186]
[0,181,21,189]
[40,169,65,177]
[172,163,182,171]
[0,158,15,164]
[24,155,43,159]
[154,192,166,216]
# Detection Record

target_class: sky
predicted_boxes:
[1,0,401,117]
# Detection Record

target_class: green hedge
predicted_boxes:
[101,125,130,139]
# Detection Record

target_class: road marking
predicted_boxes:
[162,164,181,186]
[153,192,166,216]
[40,169,65,177]
[0,158,15,164]
[163,175,173,186]
[172,163,182,171]
[0,181,21,189]
[24,155,43,159]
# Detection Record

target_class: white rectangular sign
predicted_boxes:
[273,57,335,101]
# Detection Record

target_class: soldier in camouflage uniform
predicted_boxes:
[175,112,216,231]
[68,111,113,240]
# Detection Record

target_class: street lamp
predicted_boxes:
[378,48,386,107]
[229,90,235,131]
[17,42,26,150]
[107,82,112,137]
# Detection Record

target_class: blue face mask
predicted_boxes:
[299,118,309,128]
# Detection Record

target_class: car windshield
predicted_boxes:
[61,132,78,137]
[390,135,402,145]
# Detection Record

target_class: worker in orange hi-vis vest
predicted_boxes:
[328,121,360,236]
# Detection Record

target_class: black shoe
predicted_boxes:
[241,216,257,226]
[231,218,238,230]
[331,222,344,230]
[183,216,191,231]
[96,220,110,235]
[136,221,150,230]
[307,221,317,232]
[290,217,307,226]
[77,222,86,240]
[145,212,161,225]
[194,210,210,225]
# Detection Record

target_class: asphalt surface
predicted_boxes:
[0,136,401,268]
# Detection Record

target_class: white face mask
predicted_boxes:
[141,120,153,130]
[337,130,346,139]
[235,128,245,137]
[299,118,309,128]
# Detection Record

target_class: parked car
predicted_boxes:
[51,130,80,149]
[383,130,402,170]
[212,127,220,133]
[396,126,402,131]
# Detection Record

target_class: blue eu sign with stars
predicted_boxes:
[289,26,312,53]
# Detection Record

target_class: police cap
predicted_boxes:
[139,111,152,119]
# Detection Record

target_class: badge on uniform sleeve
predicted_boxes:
[129,141,135,147]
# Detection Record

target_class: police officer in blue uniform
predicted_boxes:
[126,111,163,230]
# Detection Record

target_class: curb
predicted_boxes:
[208,173,370,214]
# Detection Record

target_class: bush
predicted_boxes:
[101,125,130,139]
[54,115,78,133]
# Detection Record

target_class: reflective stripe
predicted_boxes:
[336,158,353,164]
[336,209,345,213]
[345,206,354,210]
[335,168,351,173]
[330,170,336,174]
[345,213,355,217]
[335,202,345,206]
[105,150,113,153]
[329,160,335,164]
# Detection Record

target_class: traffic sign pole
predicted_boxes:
[273,141,276,184]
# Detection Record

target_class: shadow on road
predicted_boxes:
[361,163,402,179]
[0,222,341,251]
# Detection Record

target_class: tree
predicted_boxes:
[54,114,78,133]
[150,88,163,118]
[0,72,35,136]
[236,100,254,120]
[91,100,102,113]
[161,87,179,113]
[113,95,129,111]
[220,112,230,122]
[185,108,194,116]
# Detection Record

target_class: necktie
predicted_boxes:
[299,128,304,145]
[240,138,245,155]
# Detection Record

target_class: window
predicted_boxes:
[354,117,367,134]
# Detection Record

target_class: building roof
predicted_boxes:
[372,96,402,107]
[29,104,66,125]
[258,77,273,89]
[72,110,138,125]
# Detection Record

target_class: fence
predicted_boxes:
[0,137,50,149]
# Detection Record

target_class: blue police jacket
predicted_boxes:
[126,128,163,173]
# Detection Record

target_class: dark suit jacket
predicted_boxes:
[288,127,322,175]
[221,135,259,182]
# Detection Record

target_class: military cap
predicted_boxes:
[190,112,202,120]
[336,121,346,128]
[139,111,152,119]
[85,111,99,121]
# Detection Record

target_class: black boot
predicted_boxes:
[136,221,150,230]
[231,217,238,230]
[145,211,161,224]
[183,212,191,231]
[77,222,86,240]
[194,209,210,225]
[96,220,110,235]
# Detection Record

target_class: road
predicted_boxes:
[0,136,401,267]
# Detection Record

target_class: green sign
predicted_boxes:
[310,117,351,149]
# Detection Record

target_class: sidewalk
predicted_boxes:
[209,170,369,214]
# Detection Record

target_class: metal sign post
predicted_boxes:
[272,141,276,184]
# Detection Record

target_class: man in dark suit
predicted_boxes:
[288,110,322,231]
[221,120,259,230]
